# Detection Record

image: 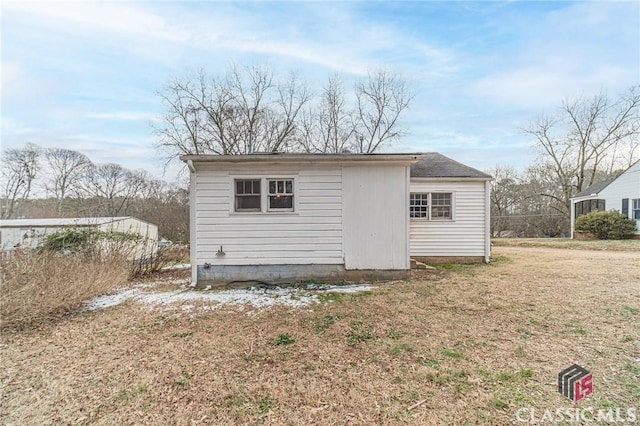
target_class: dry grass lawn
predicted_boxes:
[1,246,639,425]
[492,237,640,252]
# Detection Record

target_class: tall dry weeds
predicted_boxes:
[0,250,129,329]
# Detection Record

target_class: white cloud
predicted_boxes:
[3,1,188,43]
[84,111,159,122]
[470,1,638,109]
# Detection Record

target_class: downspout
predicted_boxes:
[484,179,491,263]
[570,199,575,239]
[187,160,197,286]
[405,165,411,269]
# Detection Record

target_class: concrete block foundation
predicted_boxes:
[195,264,409,288]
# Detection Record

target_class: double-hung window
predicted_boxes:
[410,192,453,220]
[409,193,429,218]
[633,199,640,220]
[431,193,452,220]
[268,179,294,211]
[235,179,261,211]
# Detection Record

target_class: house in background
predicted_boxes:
[0,216,158,259]
[182,152,492,287]
[570,160,640,238]
[410,153,492,263]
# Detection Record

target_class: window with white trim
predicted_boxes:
[268,179,294,211]
[234,179,261,212]
[633,199,640,220]
[409,193,429,218]
[410,192,453,220]
[431,193,452,220]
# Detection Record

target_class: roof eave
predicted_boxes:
[410,176,492,181]
[180,153,425,166]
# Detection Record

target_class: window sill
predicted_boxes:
[230,211,299,216]
[410,218,455,222]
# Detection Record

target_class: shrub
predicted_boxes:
[0,250,130,329]
[40,228,140,255]
[39,228,166,278]
[575,210,637,239]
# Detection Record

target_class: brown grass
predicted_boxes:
[492,237,640,251]
[0,251,129,329]
[159,244,190,264]
[1,246,639,424]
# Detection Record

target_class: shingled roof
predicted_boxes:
[573,178,616,198]
[410,152,491,179]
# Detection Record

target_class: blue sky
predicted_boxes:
[2,1,639,182]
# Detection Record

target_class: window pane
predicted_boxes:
[269,195,293,209]
[432,193,451,206]
[431,206,451,219]
[236,179,260,195]
[410,206,427,218]
[285,181,292,193]
[277,180,284,193]
[236,195,260,210]
[269,180,276,193]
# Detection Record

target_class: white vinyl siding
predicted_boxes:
[410,180,488,257]
[193,164,343,265]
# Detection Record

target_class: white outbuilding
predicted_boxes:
[182,152,492,287]
[0,216,158,259]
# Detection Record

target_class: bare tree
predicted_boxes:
[156,65,414,159]
[319,75,356,153]
[1,143,41,219]
[488,165,521,236]
[43,148,92,213]
[155,65,311,158]
[354,70,413,153]
[83,163,150,216]
[296,75,356,154]
[156,78,210,158]
[524,85,640,218]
